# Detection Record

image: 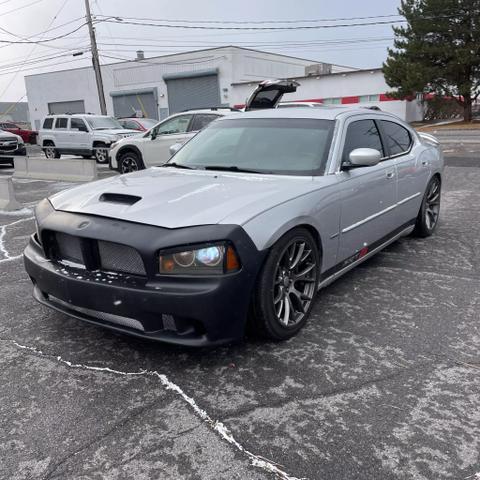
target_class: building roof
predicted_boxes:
[25,45,356,79]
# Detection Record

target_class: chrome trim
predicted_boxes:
[318,225,415,291]
[342,192,422,233]
[342,204,396,233]
[397,191,421,206]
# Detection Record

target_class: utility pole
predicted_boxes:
[84,0,107,115]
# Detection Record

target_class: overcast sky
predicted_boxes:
[0,0,402,102]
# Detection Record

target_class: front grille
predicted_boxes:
[0,138,18,153]
[98,240,146,276]
[49,232,146,277]
[55,232,83,264]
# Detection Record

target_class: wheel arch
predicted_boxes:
[117,144,143,160]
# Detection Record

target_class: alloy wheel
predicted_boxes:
[425,177,441,230]
[45,146,55,159]
[272,239,317,327]
[121,156,139,173]
[95,147,108,164]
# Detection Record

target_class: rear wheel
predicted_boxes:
[119,151,144,173]
[94,143,109,164]
[249,228,319,340]
[413,176,441,237]
[44,142,60,159]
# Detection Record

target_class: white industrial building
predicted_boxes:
[25,46,423,129]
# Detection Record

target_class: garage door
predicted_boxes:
[166,74,221,114]
[112,91,158,119]
[48,100,85,115]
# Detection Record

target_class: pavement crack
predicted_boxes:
[2,337,306,480]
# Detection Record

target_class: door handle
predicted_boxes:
[386,171,395,179]
[422,160,429,166]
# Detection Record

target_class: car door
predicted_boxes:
[336,117,398,263]
[378,120,428,226]
[53,117,70,150]
[68,118,90,153]
[142,114,194,165]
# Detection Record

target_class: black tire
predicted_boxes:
[249,228,320,341]
[94,143,109,164]
[413,175,441,237]
[43,142,60,159]
[118,150,145,173]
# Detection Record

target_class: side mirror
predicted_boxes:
[169,143,182,156]
[151,129,158,140]
[78,126,88,132]
[346,148,382,168]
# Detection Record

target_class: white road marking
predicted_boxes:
[0,217,34,263]
[7,339,306,480]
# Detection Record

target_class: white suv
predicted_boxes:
[38,114,139,164]
[110,108,240,173]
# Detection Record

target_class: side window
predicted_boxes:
[155,115,193,135]
[70,118,87,131]
[343,119,384,163]
[43,118,54,129]
[380,120,412,156]
[190,114,219,132]
[55,117,68,129]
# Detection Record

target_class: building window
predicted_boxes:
[323,98,341,105]
[359,94,380,103]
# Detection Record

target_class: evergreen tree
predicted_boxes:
[383,0,480,121]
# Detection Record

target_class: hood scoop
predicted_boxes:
[99,192,142,205]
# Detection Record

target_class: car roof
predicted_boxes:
[220,106,399,121]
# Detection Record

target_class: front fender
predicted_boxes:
[241,185,342,274]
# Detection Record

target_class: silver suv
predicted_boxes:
[38,114,139,163]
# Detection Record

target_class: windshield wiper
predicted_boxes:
[162,162,196,170]
[203,165,269,174]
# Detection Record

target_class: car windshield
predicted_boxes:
[138,119,158,129]
[85,116,122,130]
[166,118,335,176]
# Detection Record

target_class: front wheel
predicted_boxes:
[413,176,441,237]
[249,228,319,340]
[119,151,144,173]
[94,143,109,164]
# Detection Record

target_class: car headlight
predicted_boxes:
[159,242,241,276]
[34,198,55,246]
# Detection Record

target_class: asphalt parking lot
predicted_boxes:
[1,137,479,480]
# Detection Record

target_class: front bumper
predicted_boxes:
[0,146,26,164]
[24,209,266,346]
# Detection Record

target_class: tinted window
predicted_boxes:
[380,120,411,156]
[70,118,87,130]
[43,118,53,129]
[155,115,192,135]
[343,120,384,162]
[190,114,219,132]
[55,117,68,129]
[169,118,335,176]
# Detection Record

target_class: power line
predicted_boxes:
[94,13,403,25]
[101,17,408,31]
[0,0,45,17]
[0,21,88,44]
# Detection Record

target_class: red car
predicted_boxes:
[118,117,158,132]
[0,121,37,144]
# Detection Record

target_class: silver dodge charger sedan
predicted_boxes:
[24,85,443,346]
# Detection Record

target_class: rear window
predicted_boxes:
[380,120,412,156]
[43,118,53,129]
[55,118,68,129]
[343,120,384,162]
